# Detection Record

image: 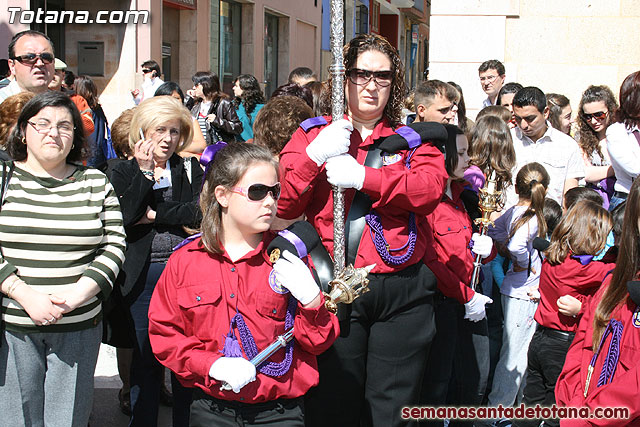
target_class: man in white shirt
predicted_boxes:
[131,60,164,105]
[414,80,458,124]
[478,59,505,108]
[0,30,55,103]
[507,86,584,207]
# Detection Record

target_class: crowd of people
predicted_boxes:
[0,29,639,427]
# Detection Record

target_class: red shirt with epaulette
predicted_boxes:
[422,181,493,304]
[277,116,447,274]
[555,276,640,426]
[535,256,614,332]
[148,234,340,403]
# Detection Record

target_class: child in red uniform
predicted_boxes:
[420,124,495,424]
[148,143,339,426]
[555,178,640,426]
[513,200,613,427]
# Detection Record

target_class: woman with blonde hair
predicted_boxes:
[109,96,203,425]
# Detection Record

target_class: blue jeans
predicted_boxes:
[477,295,538,427]
[609,194,627,212]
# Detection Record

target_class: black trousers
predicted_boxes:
[420,296,490,427]
[511,327,573,427]
[304,262,437,427]
[189,390,303,426]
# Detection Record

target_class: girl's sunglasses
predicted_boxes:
[581,111,607,121]
[231,183,281,201]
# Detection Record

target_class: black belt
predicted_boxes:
[193,389,301,413]
[613,191,629,199]
[538,325,575,341]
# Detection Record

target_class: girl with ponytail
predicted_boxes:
[480,162,550,425]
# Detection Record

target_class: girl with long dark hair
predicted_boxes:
[189,71,242,144]
[232,74,265,142]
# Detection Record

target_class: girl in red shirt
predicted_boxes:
[513,200,613,427]
[555,178,640,426]
[421,124,495,419]
[148,143,339,426]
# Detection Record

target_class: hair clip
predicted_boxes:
[199,141,227,188]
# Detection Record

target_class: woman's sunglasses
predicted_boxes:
[581,111,607,121]
[347,68,393,87]
[231,183,281,201]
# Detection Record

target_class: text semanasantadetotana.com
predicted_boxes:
[401,404,630,421]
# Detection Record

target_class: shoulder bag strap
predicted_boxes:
[310,141,383,294]
[1,161,15,206]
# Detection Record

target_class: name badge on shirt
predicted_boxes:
[633,306,640,329]
[268,270,289,295]
[382,153,402,166]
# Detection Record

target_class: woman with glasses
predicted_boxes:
[188,71,242,144]
[109,96,203,426]
[0,91,126,426]
[576,85,618,209]
[278,33,448,427]
[605,71,640,211]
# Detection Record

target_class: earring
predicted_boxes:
[21,136,26,145]
[72,144,75,149]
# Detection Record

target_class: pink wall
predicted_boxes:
[0,0,31,58]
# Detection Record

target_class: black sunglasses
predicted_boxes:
[347,68,393,87]
[581,111,607,121]
[11,53,54,65]
[142,68,152,74]
[231,183,281,201]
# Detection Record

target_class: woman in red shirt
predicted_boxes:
[513,200,613,427]
[555,178,640,426]
[278,34,448,427]
[148,143,339,425]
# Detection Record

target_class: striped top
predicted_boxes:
[197,101,212,139]
[0,163,126,333]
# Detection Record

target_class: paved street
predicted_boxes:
[91,344,172,427]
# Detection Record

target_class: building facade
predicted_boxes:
[319,0,430,89]
[0,0,322,121]
[428,0,640,118]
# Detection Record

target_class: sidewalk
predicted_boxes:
[91,344,172,427]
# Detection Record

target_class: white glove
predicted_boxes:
[272,250,321,305]
[325,154,366,190]
[464,293,493,322]
[305,119,353,166]
[471,233,493,259]
[209,357,256,393]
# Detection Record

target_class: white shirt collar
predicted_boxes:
[515,120,553,145]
